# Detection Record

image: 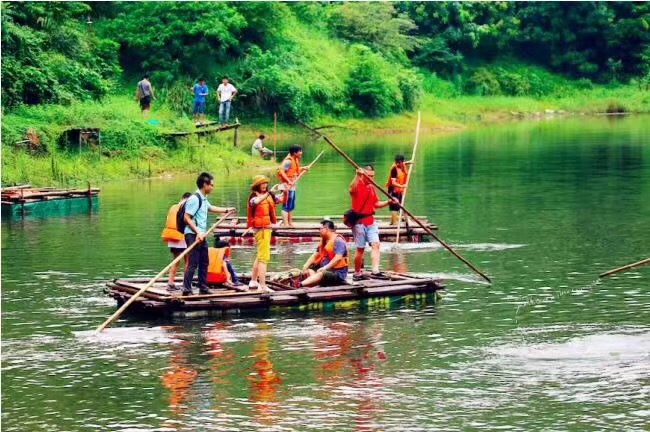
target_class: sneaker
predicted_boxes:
[198,285,213,295]
[370,271,390,280]
[261,286,275,293]
[166,283,180,292]
[352,273,369,282]
[249,280,260,289]
[181,289,193,296]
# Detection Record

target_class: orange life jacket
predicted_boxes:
[247,193,278,228]
[161,204,185,242]
[385,163,408,194]
[314,234,349,270]
[207,247,230,284]
[277,154,300,184]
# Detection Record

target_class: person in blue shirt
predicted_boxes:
[182,172,236,296]
[190,78,209,124]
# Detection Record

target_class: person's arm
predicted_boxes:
[202,86,209,97]
[230,87,237,100]
[209,205,236,214]
[217,85,222,101]
[349,170,364,193]
[319,239,346,272]
[183,197,202,239]
[189,85,195,94]
[303,251,319,271]
[150,83,156,100]
[250,192,271,206]
[319,253,343,272]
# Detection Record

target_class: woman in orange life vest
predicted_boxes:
[298,219,349,288]
[247,175,283,292]
[161,192,192,291]
[386,154,413,225]
[277,145,309,227]
[206,237,247,291]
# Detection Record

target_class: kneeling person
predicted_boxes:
[300,220,349,287]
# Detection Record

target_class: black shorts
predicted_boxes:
[389,190,403,211]
[321,270,346,286]
[140,95,151,110]
[170,247,185,255]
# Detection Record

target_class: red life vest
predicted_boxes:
[314,235,349,270]
[207,247,230,284]
[161,204,185,242]
[247,193,278,228]
[350,180,377,225]
[277,154,300,184]
[385,163,408,194]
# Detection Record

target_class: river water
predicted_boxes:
[2,116,649,431]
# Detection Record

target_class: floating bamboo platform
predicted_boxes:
[105,272,444,319]
[214,215,438,244]
[1,185,100,218]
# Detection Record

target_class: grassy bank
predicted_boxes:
[2,83,649,187]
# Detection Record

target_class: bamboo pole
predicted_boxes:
[599,257,650,279]
[395,112,421,245]
[96,211,235,332]
[297,120,491,284]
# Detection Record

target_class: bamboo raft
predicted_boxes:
[214,215,438,244]
[1,185,100,217]
[105,272,444,319]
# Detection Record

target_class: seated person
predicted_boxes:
[298,220,349,288]
[208,238,246,291]
[251,134,274,159]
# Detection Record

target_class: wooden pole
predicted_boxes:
[395,112,421,245]
[294,150,325,186]
[297,120,491,284]
[273,112,277,162]
[96,211,235,332]
[599,257,650,279]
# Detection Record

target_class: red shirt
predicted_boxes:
[350,180,377,226]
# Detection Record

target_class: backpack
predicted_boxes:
[176,192,203,234]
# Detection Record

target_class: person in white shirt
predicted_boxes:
[251,134,274,159]
[216,77,238,126]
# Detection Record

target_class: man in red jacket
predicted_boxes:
[349,165,395,281]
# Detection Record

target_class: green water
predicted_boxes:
[2,116,649,431]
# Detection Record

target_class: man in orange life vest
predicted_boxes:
[182,172,236,296]
[161,192,191,291]
[247,175,283,292]
[298,219,349,287]
[350,165,397,281]
[277,145,309,227]
[386,154,413,226]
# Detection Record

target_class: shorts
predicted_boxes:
[389,190,403,211]
[169,247,186,255]
[193,101,205,114]
[282,189,296,212]
[139,95,151,110]
[353,222,379,248]
[321,270,347,286]
[254,229,272,264]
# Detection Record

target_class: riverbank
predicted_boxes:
[2,84,648,187]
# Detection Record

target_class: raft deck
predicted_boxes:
[214,215,437,244]
[1,185,100,218]
[105,272,444,319]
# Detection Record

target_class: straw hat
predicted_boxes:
[251,175,270,189]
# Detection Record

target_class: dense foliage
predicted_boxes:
[2,1,649,117]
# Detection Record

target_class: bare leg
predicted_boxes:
[258,261,268,290]
[354,248,365,274]
[390,211,398,226]
[301,270,323,287]
[370,241,381,273]
[282,211,289,226]
[287,211,293,227]
[251,258,259,283]
[168,250,182,285]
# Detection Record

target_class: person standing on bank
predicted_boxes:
[386,154,413,225]
[217,77,237,126]
[136,74,156,119]
[277,145,309,227]
[247,175,283,292]
[182,172,236,296]
[349,165,396,281]
[190,78,209,125]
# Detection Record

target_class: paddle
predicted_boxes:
[297,120,492,284]
[599,257,650,279]
[96,210,235,332]
[395,112,421,245]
